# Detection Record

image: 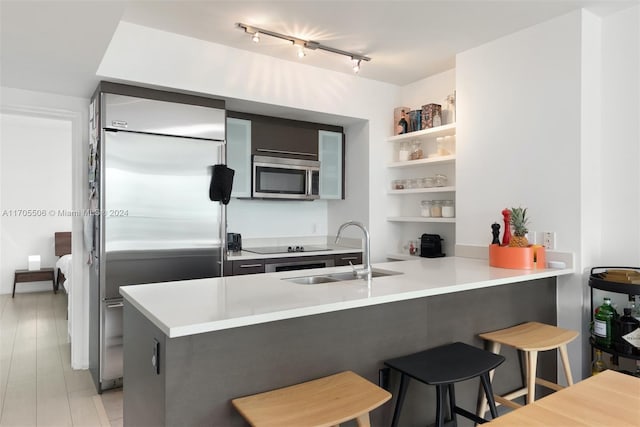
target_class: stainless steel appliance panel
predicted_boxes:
[103,131,222,251]
[104,93,225,141]
[102,300,123,383]
[104,248,220,299]
[90,87,226,393]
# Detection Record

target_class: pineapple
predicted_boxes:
[509,207,530,247]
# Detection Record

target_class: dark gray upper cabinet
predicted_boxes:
[228,111,342,160]
[252,120,319,159]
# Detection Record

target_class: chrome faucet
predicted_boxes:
[335,221,371,281]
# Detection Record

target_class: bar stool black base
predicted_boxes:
[385,342,505,427]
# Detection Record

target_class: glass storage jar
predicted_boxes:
[434,174,448,187]
[392,179,406,190]
[423,177,435,188]
[442,200,455,218]
[436,137,451,156]
[398,142,410,162]
[430,200,443,217]
[420,200,432,217]
[410,141,423,160]
[406,178,418,189]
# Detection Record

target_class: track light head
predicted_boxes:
[352,59,361,73]
[252,32,260,43]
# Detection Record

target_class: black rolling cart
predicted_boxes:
[588,267,640,369]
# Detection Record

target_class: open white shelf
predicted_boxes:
[388,186,455,194]
[387,123,456,143]
[387,155,456,168]
[387,216,456,223]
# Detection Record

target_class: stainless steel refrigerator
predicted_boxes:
[89,86,226,392]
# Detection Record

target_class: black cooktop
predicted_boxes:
[243,245,332,255]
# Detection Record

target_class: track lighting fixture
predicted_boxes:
[352,58,361,73]
[237,22,371,72]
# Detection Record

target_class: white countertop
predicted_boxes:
[120,257,573,338]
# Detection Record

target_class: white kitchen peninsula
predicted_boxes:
[120,257,572,426]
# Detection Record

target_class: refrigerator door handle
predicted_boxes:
[106,302,124,309]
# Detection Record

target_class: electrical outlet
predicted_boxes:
[543,232,556,250]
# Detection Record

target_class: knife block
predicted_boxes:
[489,244,545,269]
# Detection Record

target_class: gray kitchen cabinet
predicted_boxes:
[252,117,319,159]
[226,118,251,198]
[334,252,363,266]
[318,130,344,199]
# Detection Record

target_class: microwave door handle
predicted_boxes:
[306,170,312,197]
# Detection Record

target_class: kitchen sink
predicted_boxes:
[289,276,340,285]
[284,268,402,285]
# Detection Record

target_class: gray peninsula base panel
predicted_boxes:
[123,278,556,427]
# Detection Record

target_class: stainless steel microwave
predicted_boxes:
[252,155,320,200]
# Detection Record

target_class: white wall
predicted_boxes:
[456,11,586,378]
[0,114,72,293]
[600,4,640,265]
[227,200,328,238]
[456,12,582,250]
[0,86,90,369]
[596,5,640,373]
[96,22,398,259]
[455,6,640,378]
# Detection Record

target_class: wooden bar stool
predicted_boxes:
[384,342,505,427]
[477,321,578,418]
[231,371,391,427]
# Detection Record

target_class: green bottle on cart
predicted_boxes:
[594,297,618,347]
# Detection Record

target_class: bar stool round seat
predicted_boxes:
[477,321,578,417]
[231,371,391,427]
[384,341,505,427]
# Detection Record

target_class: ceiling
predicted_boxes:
[1,1,637,99]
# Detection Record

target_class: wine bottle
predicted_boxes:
[594,297,618,347]
[591,349,607,375]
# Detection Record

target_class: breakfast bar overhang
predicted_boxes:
[120,257,572,426]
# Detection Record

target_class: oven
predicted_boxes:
[252,155,319,200]
[264,257,335,272]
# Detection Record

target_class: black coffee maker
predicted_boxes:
[227,233,242,252]
[420,234,445,258]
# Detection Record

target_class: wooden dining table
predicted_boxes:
[487,369,640,426]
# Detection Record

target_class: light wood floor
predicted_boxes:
[0,291,123,426]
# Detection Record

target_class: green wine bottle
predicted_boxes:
[594,297,618,347]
